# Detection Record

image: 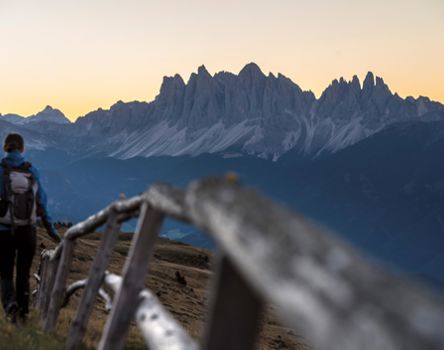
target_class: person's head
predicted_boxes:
[3,133,24,153]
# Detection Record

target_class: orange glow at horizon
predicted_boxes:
[0,0,443,121]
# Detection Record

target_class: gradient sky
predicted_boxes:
[1,0,443,121]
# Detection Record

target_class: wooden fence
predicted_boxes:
[34,176,444,350]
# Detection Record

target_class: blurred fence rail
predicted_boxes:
[35,176,444,350]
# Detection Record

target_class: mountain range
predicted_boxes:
[2,63,444,289]
[2,63,444,159]
[0,105,70,125]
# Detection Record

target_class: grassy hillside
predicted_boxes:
[0,313,67,350]
[1,227,311,349]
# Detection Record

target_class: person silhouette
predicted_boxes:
[0,133,60,322]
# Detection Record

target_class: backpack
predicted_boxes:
[0,160,38,226]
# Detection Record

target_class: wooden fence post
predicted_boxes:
[36,252,50,312]
[201,253,264,350]
[98,203,165,350]
[103,273,199,350]
[40,251,61,321]
[44,239,76,332]
[65,210,122,350]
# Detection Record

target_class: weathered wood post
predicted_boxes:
[98,203,165,350]
[187,177,444,350]
[104,273,199,350]
[44,239,76,332]
[65,210,122,350]
[36,251,50,312]
[41,250,61,321]
[201,253,264,350]
[30,178,444,350]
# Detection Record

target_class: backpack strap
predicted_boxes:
[1,160,13,196]
[1,161,35,185]
[0,160,16,231]
[1,160,32,171]
[1,160,9,196]
[21,162,36,225]
[1,159,11,170]
[19,162,35,187]
[21,161,32,171]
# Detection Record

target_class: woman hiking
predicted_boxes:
[0,133,60,323]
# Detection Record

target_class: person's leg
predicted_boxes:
[0,230,17,313]
[15,225,36,318]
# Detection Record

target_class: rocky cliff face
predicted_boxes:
[305,72,444,155]
[3,64,444,158]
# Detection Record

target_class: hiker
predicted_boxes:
[0,133,61,322]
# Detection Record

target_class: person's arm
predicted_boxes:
[30,165,61,242]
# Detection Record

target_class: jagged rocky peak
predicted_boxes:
[185,65,213,90]
[197,64,211,77]
[28,105,70,124]
[274,72,310,99]
[40,105,63,115]
[111,100,125,107]
[194,65,214,89]
[363,71,375,91]
[276,72,292,82]
[374,75,391,95]
[375,76,384,86]
[110,100,134,113]
[161,73,185,85]
[319,78,344,99]
[348,75,360,92]
[159,74,185,95]
[239,62,265,79]
[173,73,185,85]
[417,96,431,103]
[321,72,389,100]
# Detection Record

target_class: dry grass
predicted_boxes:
[0,312,69,350]
[21,227,311,349]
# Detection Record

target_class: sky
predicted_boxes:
[0,0,443,121]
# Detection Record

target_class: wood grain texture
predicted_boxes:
[35,177,444,350]
[104,273,199,350]
[44,239,76,332]
[186,177,444,350]
[98,204,165,350]
[65,211,121,350]
[202,253,263,350]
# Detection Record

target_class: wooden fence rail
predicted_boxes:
[103,272,198,350]
[35,176,444,350]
